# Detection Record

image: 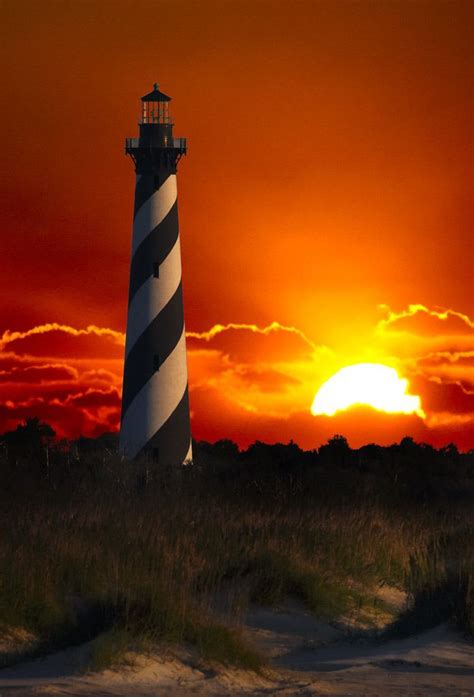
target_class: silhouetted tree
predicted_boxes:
[1,417,55,452]
[319,434,352,467]
[0,418,56,480]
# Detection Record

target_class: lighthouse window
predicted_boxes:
[153,354,160,372]
[153,262,159,278]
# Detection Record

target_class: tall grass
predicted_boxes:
[0,439,472,668]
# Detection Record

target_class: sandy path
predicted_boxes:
[246,603,474,696]
[0,607,473,696]
[277,624,474,696]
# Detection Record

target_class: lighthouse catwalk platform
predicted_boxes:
[120,84,192,464]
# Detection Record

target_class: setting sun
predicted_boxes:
[311,363,425,418]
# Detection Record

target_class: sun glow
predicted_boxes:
[311,363,425,418]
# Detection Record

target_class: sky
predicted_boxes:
[1,0,473,450]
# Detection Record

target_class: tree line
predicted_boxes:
[0,417,472,508]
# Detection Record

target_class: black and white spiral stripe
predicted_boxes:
[119,173,192,463]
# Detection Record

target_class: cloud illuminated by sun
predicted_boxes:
[311,363,425,418]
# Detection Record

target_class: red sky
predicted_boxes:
[1,0,473,449]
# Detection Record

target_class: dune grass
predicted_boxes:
[0,440,472,669]
[89,628,141,671]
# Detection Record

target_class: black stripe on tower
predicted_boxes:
[137,386,191,463]
[121,281,185,417]
[128,201,179,304]
[134,171,174,215]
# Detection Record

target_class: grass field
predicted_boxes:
[0,434,472,668]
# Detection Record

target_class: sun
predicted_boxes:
[311,363,425,418]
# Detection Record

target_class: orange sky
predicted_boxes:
[1,0,473,449]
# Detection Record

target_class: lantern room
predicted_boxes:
[138,83,175,149]
[126,83,187,169]
[140,83,172,125]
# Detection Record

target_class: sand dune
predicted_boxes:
[0,607,473,696]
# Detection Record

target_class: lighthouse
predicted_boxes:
[120,84,192,464]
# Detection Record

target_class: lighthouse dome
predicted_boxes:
[141,83,171,102]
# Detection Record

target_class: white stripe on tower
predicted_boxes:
[124,233,182,357]
[132,175,177,254]
[120,171,192,463]
[121,328,189,460]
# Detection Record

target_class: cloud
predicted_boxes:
[0,390,122,440]
[414,354,474,392]
[187,321,318,351]
[375,305,474,358]
[187,322,334,421]
[372,304,474,446]
[80,368,122,387]
[377,304,474,333]
[0,363,79,384]
[375,304,474,387]
[186,310,474,449]
[0,323,125,350]
[411,375,474,415]
[60,387,121,409]
[231,366,301,393]
[187,321,323,365]
[0,310,473,449]
[0,323,124,438]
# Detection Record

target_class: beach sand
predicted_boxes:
[0,601,473,696]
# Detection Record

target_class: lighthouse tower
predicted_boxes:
[120,84,192,464]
